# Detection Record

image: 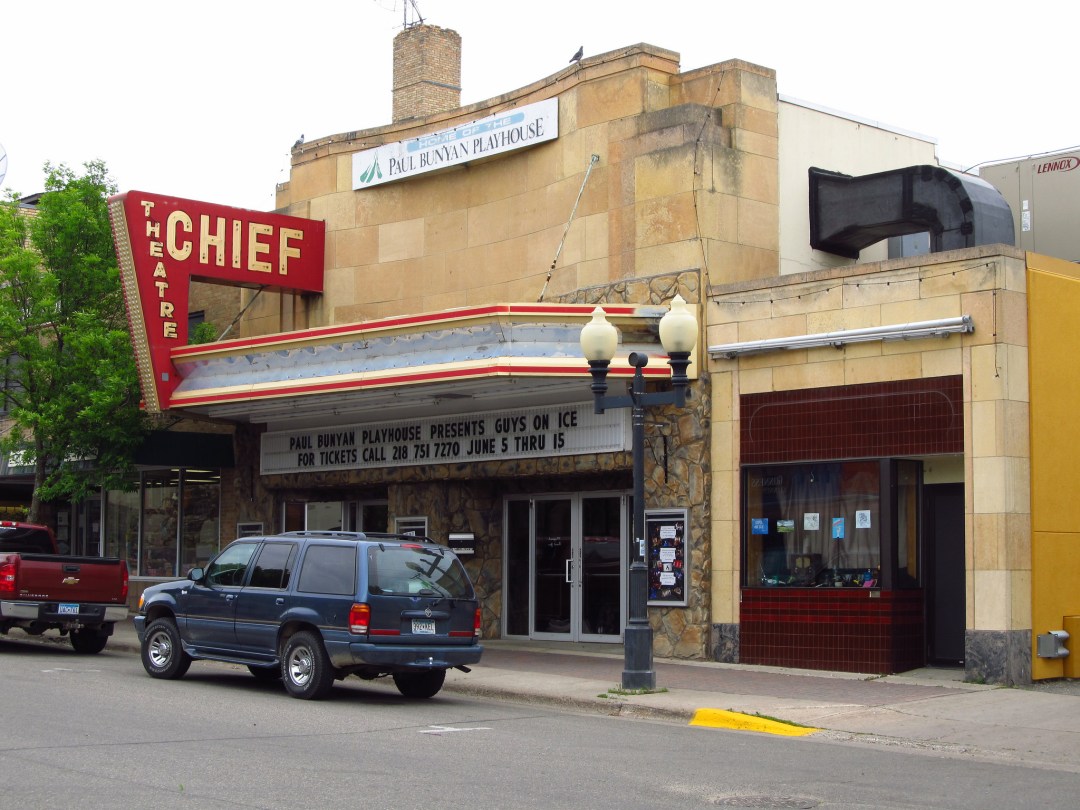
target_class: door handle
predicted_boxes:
[565,558,573,584]
[225,594,236,601]
[276,598,285,605]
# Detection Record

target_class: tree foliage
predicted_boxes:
[0,161,148,520]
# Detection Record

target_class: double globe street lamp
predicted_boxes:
[579,295,698,690]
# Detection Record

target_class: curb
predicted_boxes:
[442,679,696,724]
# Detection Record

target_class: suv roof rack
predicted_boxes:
[277,530,437,544]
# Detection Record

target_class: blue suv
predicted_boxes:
[133,531,483,700]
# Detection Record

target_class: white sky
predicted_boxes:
[3,0,1075,212]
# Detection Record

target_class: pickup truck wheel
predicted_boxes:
[281,631,335,700]
[392,669,446,699]
[70,628,109,655]
[142,618,192,679]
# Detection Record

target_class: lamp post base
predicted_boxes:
[621,625,656,690]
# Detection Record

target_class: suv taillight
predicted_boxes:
[349,603,370,635]
[474,607,482,638]
[0,555,17,597]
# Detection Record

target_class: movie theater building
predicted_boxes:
[110,26,1074,682]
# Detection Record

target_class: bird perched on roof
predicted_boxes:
[293,134,305,150]
[570,46,583,63]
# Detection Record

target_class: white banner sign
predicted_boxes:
[261,403,628,474]
[352,97,558,189]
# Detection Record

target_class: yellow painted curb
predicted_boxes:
[689,708,819,736]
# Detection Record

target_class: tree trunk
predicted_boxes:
[28,441,48,524]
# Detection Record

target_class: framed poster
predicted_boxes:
[646,508,688,606]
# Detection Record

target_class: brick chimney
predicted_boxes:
[392,24,462,122]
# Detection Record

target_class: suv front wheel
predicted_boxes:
[281,631,336,700]
[142,617,192,679]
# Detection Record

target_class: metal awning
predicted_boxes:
[165,303,698,428]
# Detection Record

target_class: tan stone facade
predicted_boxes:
[271,46,779,334]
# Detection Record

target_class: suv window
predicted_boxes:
[297,545,356,595]
[205,542,258,587]
[367,544,474,598]
[248,542,297,589]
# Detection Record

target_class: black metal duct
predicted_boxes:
[809,165,1015,259]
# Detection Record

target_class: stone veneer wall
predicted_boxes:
[553,270,711,658]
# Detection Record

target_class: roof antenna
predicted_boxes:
[404,0,424,28]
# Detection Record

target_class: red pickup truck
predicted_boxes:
[0,520,129,654]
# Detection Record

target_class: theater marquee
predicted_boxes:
[109,191,325,412]
[261,403,629,474]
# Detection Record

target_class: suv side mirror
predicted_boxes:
[187,567,205,583]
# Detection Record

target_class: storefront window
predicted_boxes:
[141,470,179,576]
[104,467,221,578]
[744,461,882,587]
[104,488,139,575]
[180,469,221,573]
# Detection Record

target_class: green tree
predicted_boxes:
[0,161,148,521]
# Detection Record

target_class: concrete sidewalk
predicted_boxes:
[76,622,1080,772]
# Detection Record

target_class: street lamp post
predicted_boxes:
[579,295,697,690]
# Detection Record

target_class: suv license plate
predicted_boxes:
[58,603,80,615]
[412,619,436,635]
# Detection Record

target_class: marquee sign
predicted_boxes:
[109,191,325,412]
[352,97,558,189]
[261,403,628,474]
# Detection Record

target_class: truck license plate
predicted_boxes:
[58,603,80,615]
[412,619,436,635]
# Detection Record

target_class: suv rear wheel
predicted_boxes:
[392,669,446,699]
[142,618,192,679]
[281,631,336,700]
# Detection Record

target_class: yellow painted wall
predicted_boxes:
[1027,252,1080,679]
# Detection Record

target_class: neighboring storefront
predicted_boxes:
[105,25,1076,683]
[706,247,1080,684]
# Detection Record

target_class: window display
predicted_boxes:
[744,461,882,587]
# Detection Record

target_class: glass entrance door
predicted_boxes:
[507,493,625,642]
[533,498,573,638]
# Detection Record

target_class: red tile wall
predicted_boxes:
[741,376,963,464]
[740,588,925,674]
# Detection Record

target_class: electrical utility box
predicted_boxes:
[979,148,1080,262]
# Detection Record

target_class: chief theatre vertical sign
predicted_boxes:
[109,192,325,412]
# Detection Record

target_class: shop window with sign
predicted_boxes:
[743,460,913,588]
